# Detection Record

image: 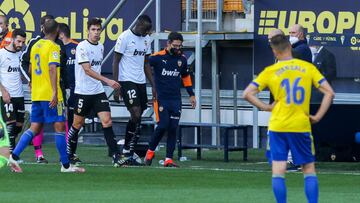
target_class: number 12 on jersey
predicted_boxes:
[281,77,305,105]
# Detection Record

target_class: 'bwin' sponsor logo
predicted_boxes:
[161,68,180,77]
[67,58,75,65]
[133,49,147,56]
[7,66,20,72]
[91,60,102,66]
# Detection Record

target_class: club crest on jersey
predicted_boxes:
[77,108,81,113]
[177,60,182,67]
[159,106,164,112]
[129,99,133,104]
[71,48,76,55]
[6,112,10,118]
[52,51,59,59]
[144,40,148,47]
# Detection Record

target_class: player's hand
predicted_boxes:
[264,101,277,112]
[190,96,196,109]
[49,94,58,108]
[1,89,11,104]
[107,79,120,90]
[113,89,122,103]
[309,115,320,124]
[151,87,157,100]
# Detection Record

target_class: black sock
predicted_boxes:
[67,126,80,156]
[124,120,136,151]
[7,124,17,151]
[11,154,20,161]
[103,126,119,156]
[129,122,141,156]
[63,163,70,169]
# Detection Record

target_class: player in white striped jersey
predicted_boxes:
[0,29,26,172]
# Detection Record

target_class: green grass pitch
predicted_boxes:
[1,145,360,203]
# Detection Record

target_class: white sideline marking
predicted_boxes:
[20,162,360,176]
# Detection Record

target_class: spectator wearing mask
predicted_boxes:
[289,24,312,63]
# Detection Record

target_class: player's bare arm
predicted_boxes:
[81,62,120,90]
[243,83,275,112]
[112,52,123,102]
[144,54,156,99]
[310,81,335,124]
[49,64,58,108]
[0,82,10,104]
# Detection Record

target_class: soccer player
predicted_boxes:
[66,18,122,167]
[0,29,24,173]
[10,19,85,173]
[112,14,156,166]
[243,35,334,203]
[0,15,12,48]
[144,32,196,167]
[21,14,68,164]
[0,29,27,153]
[58,23,81,165]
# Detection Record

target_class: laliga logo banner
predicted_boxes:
[0,0,35,40]
[254,0,360,79]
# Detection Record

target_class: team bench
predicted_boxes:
[177,122,249,162]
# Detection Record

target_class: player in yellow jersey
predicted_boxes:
[243,35,334,203]
[9,19,84,173]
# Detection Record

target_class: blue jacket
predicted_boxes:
[149,49,194,101]
[292,40,312,63]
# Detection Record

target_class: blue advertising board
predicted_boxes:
[254,0,360,80]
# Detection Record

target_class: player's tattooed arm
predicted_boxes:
[49,64,58,108]
[81,63,120,90]
[112,52,123,102]
[144,54,157,99]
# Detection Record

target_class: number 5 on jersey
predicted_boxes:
[281,77,305,105]
[77,99,84,113]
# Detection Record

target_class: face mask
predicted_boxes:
[289,36,299,45]
[170,47,182,56]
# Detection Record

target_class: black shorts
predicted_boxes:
[1,97,25,124]
[67,87,76,110]
[120,81,148,111]
[74,92,110,117]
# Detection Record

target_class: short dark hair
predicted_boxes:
[12,29,26,38]
[43,19,59,35]
[0,15,8,25]
[137,15,152,25]
[270,34,291,53]
[168,32,183,42]
[40,14,54,25]
[136,15,152,31]
[58,23,70,38]
[87,18,102,30]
